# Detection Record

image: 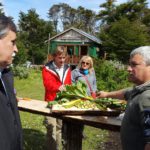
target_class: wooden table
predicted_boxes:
[18,99,121,150]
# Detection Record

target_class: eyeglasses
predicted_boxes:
[82,61,90,65]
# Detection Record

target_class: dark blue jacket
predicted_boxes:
[0,69,22,150]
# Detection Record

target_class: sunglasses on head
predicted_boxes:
[82,61,90,65]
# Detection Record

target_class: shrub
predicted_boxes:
[94,59,132,91]
[11,65,29,79]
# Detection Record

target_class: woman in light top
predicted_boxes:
[71,55,97,98]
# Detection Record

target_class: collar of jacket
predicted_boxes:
[131,82,150,98]
[45,60,69,73]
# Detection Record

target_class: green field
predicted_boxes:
[14,69,108,150]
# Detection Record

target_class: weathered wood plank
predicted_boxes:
[62,116,121,131]
[18,99,52,116]
[18,99,121,131]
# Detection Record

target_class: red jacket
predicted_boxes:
[42,61,71,101]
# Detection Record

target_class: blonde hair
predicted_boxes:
[52,46,67,57]
[78,56,94,74]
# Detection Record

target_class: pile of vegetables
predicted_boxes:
[94,98,126,111]
[48,81,126,111]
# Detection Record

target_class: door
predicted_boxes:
[80,46,88,55]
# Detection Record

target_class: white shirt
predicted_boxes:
[53,62,64,82]
[0,68,3,78]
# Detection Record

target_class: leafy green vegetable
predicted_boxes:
[62,99,82,108]
[47,81,126,111]
[55,81,93,102]
[94,98,126,111]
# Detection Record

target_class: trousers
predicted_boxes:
[44,116,62,150]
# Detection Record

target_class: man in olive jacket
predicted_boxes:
[97,46,150,150]
[0,15,23,150]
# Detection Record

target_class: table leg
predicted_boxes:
[62,120,83,150]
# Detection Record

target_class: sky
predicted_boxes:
[1,0,150,25]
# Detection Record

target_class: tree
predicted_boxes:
[75,6,98,34]
[98,0,116,25]
[115,0,148,22]
[48,3,98,34]
[59,3,77,30]
[13,33,28,65]
[0,3,4,15]
[18,9,54,64]
[97,0,150,61]
[99,18,150,62]
[142,8,150,34]
[98,0,148,25]
[48,4,60,33]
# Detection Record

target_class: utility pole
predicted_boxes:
[47,33,50,62]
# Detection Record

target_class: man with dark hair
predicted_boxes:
[0,15,23,150]
[42,45,71,150]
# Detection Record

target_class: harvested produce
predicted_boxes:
[55,80,94,102]
[47,81,126,111]
[94,98,126,111]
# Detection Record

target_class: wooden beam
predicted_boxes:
[62,121,83,150]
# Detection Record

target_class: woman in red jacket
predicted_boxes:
[42,46,71,150]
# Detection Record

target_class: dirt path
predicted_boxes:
[100,131,122,150]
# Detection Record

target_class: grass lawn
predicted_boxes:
[14,69,108,150]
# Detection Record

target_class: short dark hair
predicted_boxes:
[0,15,17,38]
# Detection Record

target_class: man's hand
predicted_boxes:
[96,91,109,98]
[96,89,125,100]
[59,85,66,92]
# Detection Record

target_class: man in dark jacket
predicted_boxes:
[0,15,23,150]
